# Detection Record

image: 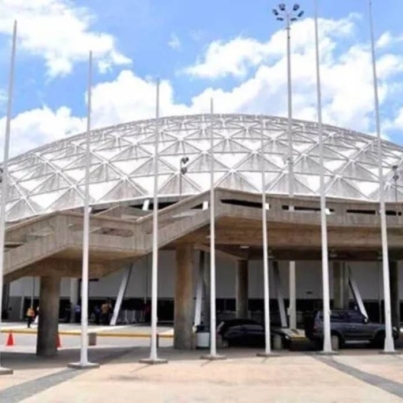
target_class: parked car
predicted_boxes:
[217,318,290,348]
[304,310,399,349]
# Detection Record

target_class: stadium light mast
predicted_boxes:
[368,0,395,353]
[140,79,167,365]
[0,20,17,377]
[273,2,304,330]
[313,0,332,354]
[69,51,99,370]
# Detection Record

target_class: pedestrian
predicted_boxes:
[26,306,35,328]
[101,301,109,325]
[94,306,101,325]
[74,304,81,324]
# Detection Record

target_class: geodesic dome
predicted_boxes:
[4,114,403,222]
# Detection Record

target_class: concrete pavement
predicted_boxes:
[1,347,403,402]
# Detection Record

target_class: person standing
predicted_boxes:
[74,304,81,324]
[26,306,35,328]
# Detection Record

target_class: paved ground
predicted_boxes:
[1,344,403,401]
[1,324,403,402]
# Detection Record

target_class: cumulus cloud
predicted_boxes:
[182,16,356,79]
[0,0,131,77]
[3,13,403,158]
[0,106,85,156]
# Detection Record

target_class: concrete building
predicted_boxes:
[2,114,403,355]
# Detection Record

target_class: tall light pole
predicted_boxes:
[257,118,272,357]
[179,156,189,198]
[140,79,167,365]
[69,51,99,370]
[0,21,17,376]
[368,0,395,353]
[314,0,333,354]
[273,3,304,330]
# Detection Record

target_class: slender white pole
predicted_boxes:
[150,79,161,361]
[286,14,297,331]
[209,99,217,356]
[314,0,332,354]
[79,50,93,366]
[261,119,272,355]
[368,0,394,352]
[0,21,17,373]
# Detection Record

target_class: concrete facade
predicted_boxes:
[6,256,403,317]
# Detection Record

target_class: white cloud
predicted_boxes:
[3,13,403,158]
[377,32,403,49]
[0,0,131,77]
[183,16,356,79]
[0,106,85,156]
[168,33,182,51]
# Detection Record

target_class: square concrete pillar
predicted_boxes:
[333,262,349,310]
[36,276,61,357]
[174,244,194,350]
[236,260,248,318]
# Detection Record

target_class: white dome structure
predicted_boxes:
[4,114,403,222]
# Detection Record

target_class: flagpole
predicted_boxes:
[368,0,394,353]
[69,50,99,369]
[314,0,333,355]
[140,79,167,364]
[202,99,225,360]
[257,118,272,357]
[0,20,17,376]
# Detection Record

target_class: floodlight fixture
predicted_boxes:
[293,4,300,11]
[273,9,279,16]
[279,3,286,11]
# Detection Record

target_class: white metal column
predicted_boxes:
[273,261,287,328]
[348,267,369,319]
[194,251,204,327]
[110,265,133,326]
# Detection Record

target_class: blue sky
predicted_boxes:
[0,0,403,156]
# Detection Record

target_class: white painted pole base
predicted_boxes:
[68,362,100,370]
[200,354,226,361]
[139,358,168,365]
[0,366,13,375]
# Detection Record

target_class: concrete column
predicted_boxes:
[70,278,79,323]
[236,260,248,318]
[36,276,61,357]
[389,261,400,331]
[174,244,194,350]
[333,262,349,310]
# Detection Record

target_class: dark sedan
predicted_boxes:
[217,318,290,348]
